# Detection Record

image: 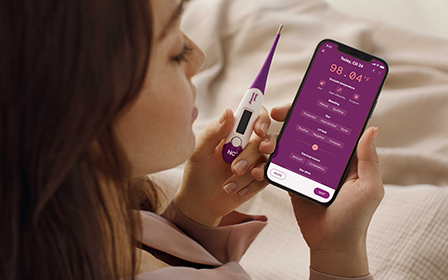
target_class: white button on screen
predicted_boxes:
[270,169,286,180]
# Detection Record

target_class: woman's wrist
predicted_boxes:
[173,195,223,227]
[310,241,369,277]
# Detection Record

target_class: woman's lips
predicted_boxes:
[192,105,198,121]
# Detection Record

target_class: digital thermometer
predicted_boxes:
[222,24,283,164]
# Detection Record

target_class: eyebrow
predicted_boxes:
[158,1,185,40]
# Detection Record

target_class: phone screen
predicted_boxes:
[266,39,388,205]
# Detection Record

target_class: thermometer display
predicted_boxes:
[236,110,253,134]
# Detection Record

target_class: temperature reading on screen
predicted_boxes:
[329,64,370,83]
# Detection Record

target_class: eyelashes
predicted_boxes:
[172,44,193,63]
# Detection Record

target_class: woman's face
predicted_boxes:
[114,0,205,177]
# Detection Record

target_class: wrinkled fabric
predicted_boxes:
[137,201,373,279]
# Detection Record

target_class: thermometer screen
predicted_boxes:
[236,110,253,134]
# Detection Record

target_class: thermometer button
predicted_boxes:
[231,137,242,147]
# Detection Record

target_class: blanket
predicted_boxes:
[152,0,448,279]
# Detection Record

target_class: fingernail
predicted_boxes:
[261,123,268,136]
[223,182,237,194]
[372,127,378,145]
[260,137,270,147]
[238,187,250,196]
[234,160,247,175]
[218,110,227,125]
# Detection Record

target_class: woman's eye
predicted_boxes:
[172,45,193,64]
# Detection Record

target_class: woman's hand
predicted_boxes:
[174,107,276,227]
[272,103,384,277]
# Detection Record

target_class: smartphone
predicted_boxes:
[265,39,388,206]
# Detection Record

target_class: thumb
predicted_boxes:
[356,127,381,184]
[191,109,235,161]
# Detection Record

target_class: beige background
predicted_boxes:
[325,0,448,40]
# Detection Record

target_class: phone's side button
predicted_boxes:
[368,100,378,119]
[270,169,286,180]
[314,188,330,199]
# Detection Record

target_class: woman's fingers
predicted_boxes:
[355,127,384,203]
[191,108,234,162]
[236,179,268,197]
[344,150,359,182]
[270,103,291,122]
[231,138,262,175]
[356,127,381,184]
[223,162,269,196]
[231,107,270,175]
[254,106,271,138]
[224,159,266,194]
[223,105,283,194]
[250,162,266,182]
[231,131,277,175]
[259,133,277,155]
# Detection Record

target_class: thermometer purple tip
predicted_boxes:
[250,24,283,93]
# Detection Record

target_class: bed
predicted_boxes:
[152,0,448,279]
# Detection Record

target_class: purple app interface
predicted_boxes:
[269,42,386,200]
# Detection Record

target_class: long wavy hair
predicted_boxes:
[0,0,159,279]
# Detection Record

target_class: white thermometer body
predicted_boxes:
[222,88,263,163]
[222,25,282,164]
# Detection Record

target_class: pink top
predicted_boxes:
[136,201,373,280]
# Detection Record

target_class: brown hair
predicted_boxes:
[0,0,157,279]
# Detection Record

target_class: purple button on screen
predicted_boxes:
[301,110,318,121]
[289,153,306,164]
[306,160,328,173]
[318,117,338,129]
[328,138,344,149]
[338,126,351,135]
[311,131,326,142]
[314,187,330,199]
[317,100,330,109]
[296,124,311,135]
[331,105,347,116]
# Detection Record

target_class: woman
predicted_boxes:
[0,0,384,279]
